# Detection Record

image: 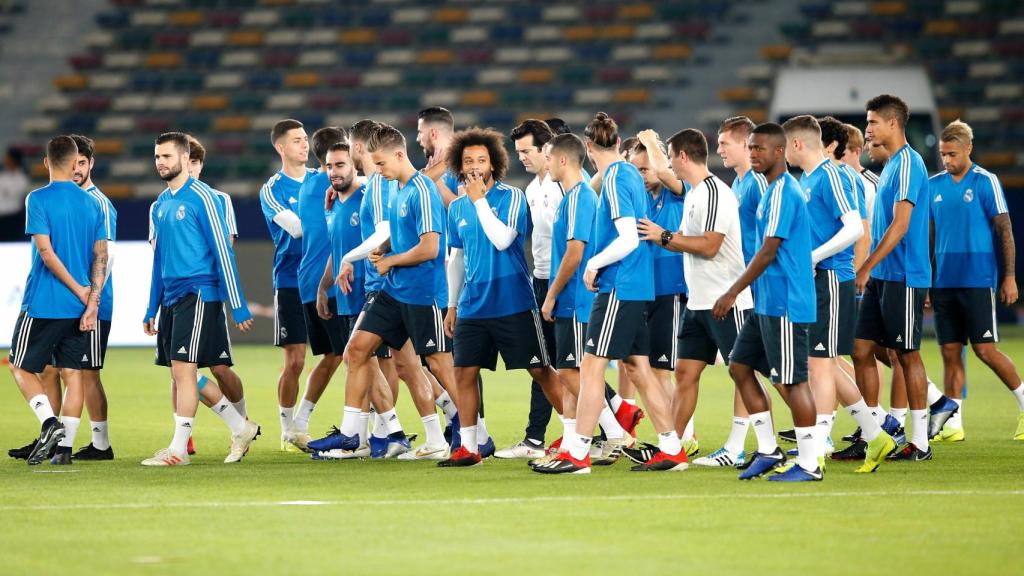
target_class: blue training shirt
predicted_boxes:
[594,161,654,301]
[23,181,106,320]
[550,180,599,320]
[326,185,366,315]
[384,172,447,306]
[359,172,397,294]
[871,143,932,288]
[732,169,768,265]
[448,180,534,319]
[648,186,687,296]
[146,177,250,323]
[84,185,116,322]
[259,170,306,289]
[930,163,1008,289]
[754,173,816,323]
[838,162,868,220]
[296,170,331,304]
[800,158,858,281]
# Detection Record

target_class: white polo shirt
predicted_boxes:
[525,172,562,280]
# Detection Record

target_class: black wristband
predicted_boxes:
[660,230,673,246]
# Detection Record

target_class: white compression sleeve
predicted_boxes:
[447,248,465,308]
[812,211,864,265]
[585,217,639,271]
[473,199,517,250]
[342,220,390,263]
[272,210,303,239]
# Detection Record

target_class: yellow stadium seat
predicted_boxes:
[213,116,252,132]
[939,107,965,124]
[145,52,182,68]
[461,90,498,106]
[925,20,960,35]
[93,139,125,156]
[654,44,692,60]
[434,7,468,24]
[169,11,204,27]
[739,108,769,123]
[759,44,792,61]
[31,162,48,179]
[613,89,650,104]
[192,95,229,111]
[563,26,598,42]
[520,68,554,84]
[53,74,87,91]
[340,29,376,45]
[719,87,756,102]
[601,25,635,40]
[285,72,321,88]
[229,30,264,47]
[418,49,453,65]
[102,183,135,198]
[871,1,907,16]
[619,4,654,19]
[977,152,1015,168]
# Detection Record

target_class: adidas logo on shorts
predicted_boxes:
[426,339,435,347]
[530,356,540,364]
[177,346,187,354]
[219,351,229,359]
[770,368,778,377]
[814,343,826,351]
[658,354,668,362]
[565,353,574,361]
[586,339,594,346]
[82,354,89,362]
[983,330,993,338]
[896,335,903,343]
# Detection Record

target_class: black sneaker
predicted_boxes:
[831,439,867,461]
[27,418,65,466]
[887,443,932,461]
[623,441,660,464]
[778,428,797,443]
[8,439,37,460]
[50,446,72,465]
[531,452,591,475]
[842,427,863,443]
[72,443,114,461]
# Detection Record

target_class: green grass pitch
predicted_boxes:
[2,339,1022,576]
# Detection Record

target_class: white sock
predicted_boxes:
[658,430,682,456]
[279,406,294,435]
[232,398,247,419]
[926,380,944,406]
[28,394,55,424]
[435,391,458,422]
[910,409,929,450]
[358,412,371,445]
[422,413,444,446]
[598,405,625,439]
[170,416,194,454]
[723,417,748,454]
[210,397,246,435]
[749,411,778,454]
[869,406,886,426]
[1012,384,1024,411]
[476,416,489,443]
[561,418,575,443]
[795,426,818,472]
[58,416,80,448]
[815,414,832,457]
[889,407,908,427]
[90,420,110,450]
[847,399,883,441]
[682,415,695,441]
[461,425,479,454]
[946,399,963,429]
[340,406,362,437]
[567,431,591,460]
[372,413,387,439]
[380,408,403,435]
[293,399,315,432]
[623,398,637,406]
[609,394,623,413]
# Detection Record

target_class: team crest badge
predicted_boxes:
[175,206,186,220]
[350,212,360,227]
[963,189,974,203]
[400,202,408,217]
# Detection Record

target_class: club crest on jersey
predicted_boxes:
[963,189,974,203]
[175,206,186,220]
[350,212,359,227]
[400,202,408,218]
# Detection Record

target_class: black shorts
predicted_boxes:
[648,294,684,369]
[855,278,925,351]
[554,316,586,369]
[730,313,810,385]
[156,294,234,368]
[80,319,111,370]
[454,309,549,370]
[302,299,345,357]
[357,292,392,359]
[356,289,450,356]
[533,278,558,364]
[9,313,87,374]
[585,291,650,360]
[274,288,307,347]
[809,271,856,358]
[677,306,748,365]
[932,287,999,345]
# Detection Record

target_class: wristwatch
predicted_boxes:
[660,230,673,246]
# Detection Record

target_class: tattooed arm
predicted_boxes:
[994,213,1017,305]
[80,239,108,331]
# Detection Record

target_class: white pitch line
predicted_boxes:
[1,490,1022,513]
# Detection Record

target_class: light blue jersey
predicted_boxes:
[871,143,932,288]
[84,185,116,322]
[930,163,1008,289]
[384,172,447,306]
[448,181,534,319]
[800,158,857,281]
[732,169,768,265]
[259,170,307,289]
[649,186,686,296]
[296,170,331,304]
[550,181,599,320]
[754,173,815,323]
[838,162,868,220]
[359,172,397,294]
[594,161,654,301]
[326,185,366,314]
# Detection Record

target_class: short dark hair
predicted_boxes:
[447,128,509,183]
[619,136,639,156]
[68,134,94,160]
[271,119,304,144]
[185,134,206,163]
[544,118,571,135]
[155,131,190,155]
[666,129,708,164]
[46,135,78,167]
[719,115,756,138]
[327,141,351,154]
[510,119,554,150]
[417,106,454,129]
[584,112,618,150]
[781,115,822,140]
[310,127,346,165]
[817,116,848,160]
[751,122,787,147]
[866,94,910,129]
[366,123,407,154]
[548,133,586,167]
[350,119,380,144]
